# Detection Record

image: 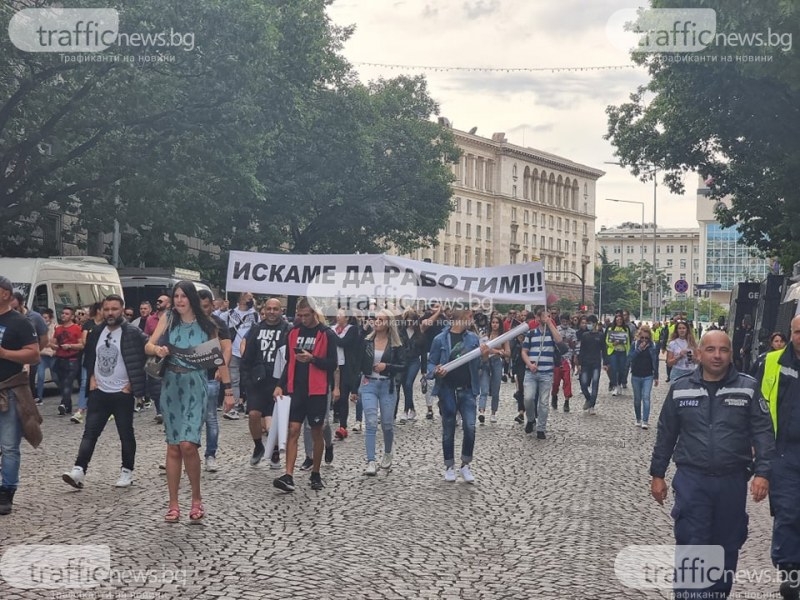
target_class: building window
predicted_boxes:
[573,220,578,234]
[549,216,554,229]
[523,232,529,246]
[467,199,472,215]
[477,202,482,217]
[466,224,471,238]
[524,210,529,224]
[613,246,621,254]
[486,227,492,241]
[475,248,481,267]
[465,247,470,267]
[572,241,577,254]
[486,204,492,220]
[485,249,491,266]
[583,223,588,236]
[666,245,674,253]
[444,245,450,264]
[511,207,517,222]
[445,220,451,235]
[432,248,438,263]
[557,217,562,231]
[557,239,562,252]
[532,212,538,227]
[679,245,688,253]
[476,225,482,240]
[626,245,634,254]
[454,197,461,212]
[680,259,687,268]
[454,245,461,266]
[512,185,517,198]
[532,235,537,247]
[693,259,699,270]
[549,237,554,250]
[666,259,673,267]
[540,235,545,248]
[456,222,461,236]
[523,254,528,263]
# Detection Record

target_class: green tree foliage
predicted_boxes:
[0,0,457,279]
[605,0,800,269]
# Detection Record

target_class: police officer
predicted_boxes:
[759,314,800,599]
[650,330,775,600]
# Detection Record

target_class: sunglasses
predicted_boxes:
[640,337,651,341]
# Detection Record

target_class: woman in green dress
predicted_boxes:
[146,281,225,523]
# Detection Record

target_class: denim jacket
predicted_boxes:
[627,341,660,380]
[426,327,481,397]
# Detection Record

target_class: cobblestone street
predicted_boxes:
[0,369,779,599]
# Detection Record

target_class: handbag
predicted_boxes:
[145,310,173,379]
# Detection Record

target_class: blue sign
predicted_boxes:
[674,279,689,293]
[695,283,722,290]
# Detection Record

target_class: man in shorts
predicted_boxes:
[272,298,337,492]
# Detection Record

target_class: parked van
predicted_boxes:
[118,267,212,309]
[0,256,123,313]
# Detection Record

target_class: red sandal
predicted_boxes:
[164,507,180,523]
[189,501,205,523]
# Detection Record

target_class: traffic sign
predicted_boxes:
[695,283,722,290]
[676,293,687,300]
[674,279,689,293]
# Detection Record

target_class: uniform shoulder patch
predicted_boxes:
[739,373,756,382]
[759,396,770,414]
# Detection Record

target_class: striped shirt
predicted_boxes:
[524,326,556,373]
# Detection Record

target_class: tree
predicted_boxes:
[605,0,800,269]
[1,1,457,281]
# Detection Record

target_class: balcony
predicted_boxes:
[510,220,519,230]
[509,242,520,254]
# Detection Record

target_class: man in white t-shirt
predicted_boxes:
[223,292,259,419]
[62,295,147,489]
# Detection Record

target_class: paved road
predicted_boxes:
[0,370,779,600]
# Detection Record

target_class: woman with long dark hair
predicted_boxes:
[146,281,223,523]
[478,315,508,424]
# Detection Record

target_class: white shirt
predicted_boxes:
[94,327,130,393]
[229,307,259,358]
[668,338,693,371]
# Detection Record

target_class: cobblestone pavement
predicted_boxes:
[0,366,780,600]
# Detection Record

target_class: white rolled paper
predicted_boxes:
[439,321,531,372]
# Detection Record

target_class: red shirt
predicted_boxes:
[54,323,82,359]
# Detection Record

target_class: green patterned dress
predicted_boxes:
[162,320,208,445]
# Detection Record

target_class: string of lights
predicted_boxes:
[352,61,638,73]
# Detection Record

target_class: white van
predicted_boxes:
[0,256,123,313]
[118,267,212,309]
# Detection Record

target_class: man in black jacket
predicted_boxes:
[650,330,775,600]
[62,295,147,489]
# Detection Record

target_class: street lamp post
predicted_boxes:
[605,162,659,322]
[606,198,645,321]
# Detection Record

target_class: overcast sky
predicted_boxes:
[327,0,701,232]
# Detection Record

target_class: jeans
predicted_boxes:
[78,366,88,411]
[229,354,242,401]
[579,366,601,408]
[608,352,627,389]
[360,377,395,462]
[205,380,220,458]
[631,375,653,423]
[75,390,136,473]
[0,393,22,489]
[402,357,422,413]
[36,355,56,400]
[478,355,503,413]
[54,357,80,412]
[524,371,553,432]
[438,385,477,467]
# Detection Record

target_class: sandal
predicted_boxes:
[164,507,180,523]
[189,501,205,523]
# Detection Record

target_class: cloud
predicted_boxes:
[508,123,555,134]
[462,0,501,20]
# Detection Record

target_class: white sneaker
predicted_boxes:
[611,387,619,397]
[588,407,597,415]
[380,453,392,470]
[444,467,456,482]
[641,422,649,430]
[636,420,642,428]
[115,468,133,488]
[365,461,378,476]
[459,465,475,484]
[62,466,85,489]
[490,414,497,423]
[205,456,218,472]
[351,421,362,433]
[223,409,240,420]
[407,409,417,421]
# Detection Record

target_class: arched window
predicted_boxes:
[556,175,563,207]
[548,173,556,204]
[539,170,547,204]
[572,181,579,210]
[523,166,530,200]
[532,169,539,202]
[512,163,518,179]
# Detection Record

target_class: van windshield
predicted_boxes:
[51,283,103,313]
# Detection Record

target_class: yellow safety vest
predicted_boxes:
[760,347,784,436]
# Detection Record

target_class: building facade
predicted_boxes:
[696,176,772,305]
[596,225,701,308]
[407,126,604,306]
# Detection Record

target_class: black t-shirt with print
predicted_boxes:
[444,331,471,389]
[0,309,37,382]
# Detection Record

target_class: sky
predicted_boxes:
[326,0,701,233]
